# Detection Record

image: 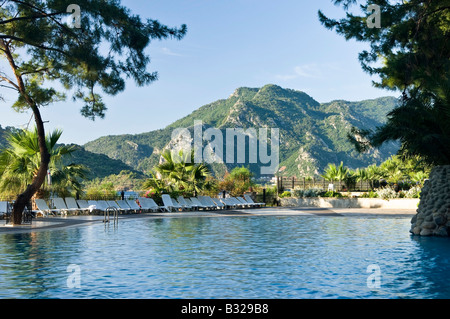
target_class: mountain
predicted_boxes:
[84,84,399,178]
[0,125,19,149]
[61,144,144,179]
[0,125,140,180]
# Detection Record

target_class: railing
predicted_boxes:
[276,176,373,192]
[103,207,119,224]
[4,203,33,225]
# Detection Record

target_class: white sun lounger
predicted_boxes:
[126,199,141,213]
[220,198,237,209]
[170,197,183,211]
[116,200,133,213]
[190,197,209,210]
[210,197,226,210]
[200,196,222,210]
[177,196,193,210]
[233,197,249,208]
[236,196,257,208]
[137,198,152,212]
[228,197,246,208]
[107,200,128,214]
[34,199,60,217]
[87,200,103,213]
[65,197,90,214]
[51,197,75,216]
[171,196,184,211]
[0,201,9,218]
[138,197,160,212]
[184,198,199,210]
[147,198,165,212]
[88,200,111,213]
[197,196,217,210]
[244,194,266,207]
[162,194,178,212]
[76,200,95,213]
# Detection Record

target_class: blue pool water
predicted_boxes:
[0,215,449,299]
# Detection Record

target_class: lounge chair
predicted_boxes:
[137,198,151,212]
[172,198,187,211]
[177,196,193,211]
[146,198,165,212]
[210,197,226,210]
[229,197,246,208]
[87,200,103,213]
[220,198,237,209]
[230,197,248,208]
[116,200,133,213]
[236,196,257,208]
[244,194,266,207]
[198,196,217,210]
[0,201,9,219]
[51,197,75,216]
[200,196,222,210]
[126,199,141,213]
[161,194,177,212]
[65,197,90,214]
[107,200,128,214]
[77,200,95,213]
[34,199,60,217]
[184,198,199,210]
[138,198,159,212]
[190,197,209,210]
[97,200,111,212]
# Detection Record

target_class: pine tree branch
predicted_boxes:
[0,10,65,25]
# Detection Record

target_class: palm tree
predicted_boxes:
[50,163,88,198]
[379,157,406,184]
[321,162,349,190]
[151,149,210,195]
[321,163,339,182]
[0,128,87,202]
[185,162,210,196]
[409,171,429,186]
[364,164,384,190]
[354,168,368,190]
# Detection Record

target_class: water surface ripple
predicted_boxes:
[0,215,449,299]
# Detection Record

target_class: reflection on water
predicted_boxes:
[0,216,449,299]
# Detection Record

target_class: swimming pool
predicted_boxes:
[0,215,449,299]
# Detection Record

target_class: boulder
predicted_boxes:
[410,165,450,237]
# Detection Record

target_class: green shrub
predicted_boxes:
[303,188,323,197]
[292,188,304,197]
[279,191,292,198]
[376,186,398,200]
[405,185,421,198]
[360,191,378,198]
[321,191,343,198]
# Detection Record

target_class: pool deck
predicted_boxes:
[0,206,416,234]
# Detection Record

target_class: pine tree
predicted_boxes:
[319,0,450,165]
[0,0,186,224]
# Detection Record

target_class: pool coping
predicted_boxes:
[0,206,416,234]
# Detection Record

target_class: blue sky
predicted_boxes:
[0,0,397,145]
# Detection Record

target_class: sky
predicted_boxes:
[0,0,397,145]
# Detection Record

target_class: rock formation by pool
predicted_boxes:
[410,165,450,236]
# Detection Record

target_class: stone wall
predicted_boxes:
[280,197,420,209]
[410,165,450,237]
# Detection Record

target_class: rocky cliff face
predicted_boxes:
[84,84,400,177]
[410,165,450,236]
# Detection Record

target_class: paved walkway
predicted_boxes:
[0,206,416,234]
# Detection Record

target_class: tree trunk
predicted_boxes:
[1,41,51,225]
[10,105,50,225]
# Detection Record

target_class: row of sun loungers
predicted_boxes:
[0,194,266,218]
[157,194,266,212]
[29,198,143,217]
